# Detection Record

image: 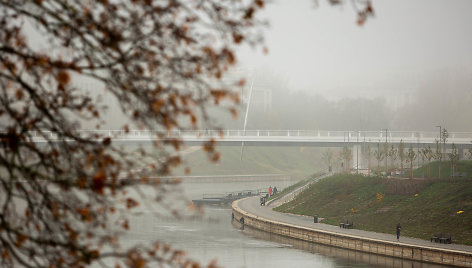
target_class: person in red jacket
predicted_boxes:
[268,186,272,196]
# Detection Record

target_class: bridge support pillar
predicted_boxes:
[352,144,363,172]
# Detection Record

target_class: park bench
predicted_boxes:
[339,220,354,229]
[454,172,467,178]
[430,233,451,244]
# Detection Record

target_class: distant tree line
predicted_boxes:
[320,127,468,179]
[209,68,472,132]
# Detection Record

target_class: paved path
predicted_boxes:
[267,173,329,208]
[238,196,472,253]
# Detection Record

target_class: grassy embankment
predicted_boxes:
[266,171,325,201]
[414,160,472,179]
[172,146,325,179]
[274,160,472,245]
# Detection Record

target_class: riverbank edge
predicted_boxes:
[232,197,472,267]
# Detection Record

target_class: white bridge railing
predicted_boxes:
[26,129,472,145]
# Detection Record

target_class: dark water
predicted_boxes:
[122,177,447,268]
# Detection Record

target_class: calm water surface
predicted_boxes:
[123,177,445,268]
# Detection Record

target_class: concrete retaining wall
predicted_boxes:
[232,199,472,267]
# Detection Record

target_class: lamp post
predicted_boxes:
[348,131,350,173]
[417,132,420,169]
[436,125,442,178]
[342,132,346,172]
[384,129,388,177]
[356,131,359,174]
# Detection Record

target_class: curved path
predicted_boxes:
[237,196,472,253]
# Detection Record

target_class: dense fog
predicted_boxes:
[208,66,471,132]
[67,0,472,133]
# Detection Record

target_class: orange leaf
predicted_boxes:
[126,198,139,209]
[255,0,264,8]
[230,108,238,119]
[56,70,70,86]
[2,249,10,260]
[188,202,195,211]
[15,234,27,247]
[122,220,129,230]
[77,177,87,188]
[93,171,106,194]
[211,151,220,162]
[232,33,244,44]
[263,46,269,54]
[15,89,24,100]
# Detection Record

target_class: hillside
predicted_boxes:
[414,160,472,179]
[173,146,325,179]
[274,172,472,245]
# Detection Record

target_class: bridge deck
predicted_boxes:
[29,129,472,148]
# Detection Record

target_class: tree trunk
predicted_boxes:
[451,162,454,179]
[368,159,371,176]
[377,161,380,176]
[410,161,413,178]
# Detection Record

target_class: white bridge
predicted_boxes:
[32,129,472,149]
[30,129,472,170]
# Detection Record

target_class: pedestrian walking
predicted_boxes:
[396,223,401,241]
[268,186,272,196]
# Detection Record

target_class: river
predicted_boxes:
[122,176,446,268]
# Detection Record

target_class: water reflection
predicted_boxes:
[127,206,342,268]
[236,222,449,268]
[121,177,345,267]
[120,177,450,267]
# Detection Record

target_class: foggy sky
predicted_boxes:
[238,0,472,101]
[22,0,472,131]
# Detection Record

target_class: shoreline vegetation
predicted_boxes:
[274,160,472,246]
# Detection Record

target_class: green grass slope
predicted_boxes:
[414,160,472,179]
[173,146,325,178]
[275,173,472,245]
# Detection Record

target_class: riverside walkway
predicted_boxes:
[234,193,472,267]
[238,196,472,253]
